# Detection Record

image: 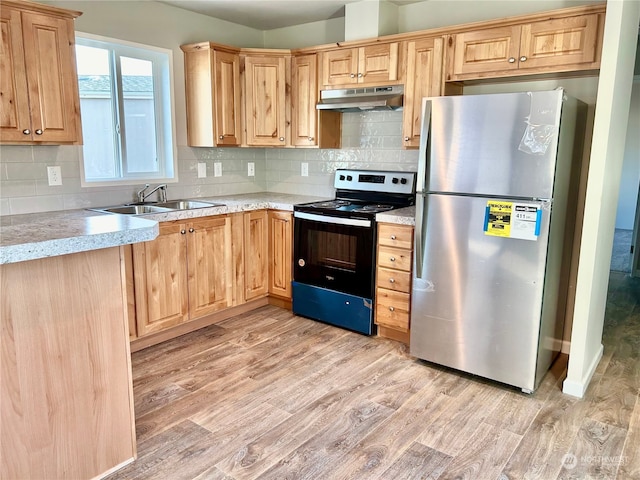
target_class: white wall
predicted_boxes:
[264,17,345,49]
[615,80,640,230]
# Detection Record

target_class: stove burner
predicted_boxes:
[312,200,352,209]
[352,204,395,213]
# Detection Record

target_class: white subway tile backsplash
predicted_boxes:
[0,145,34,163]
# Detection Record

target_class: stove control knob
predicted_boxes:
[401,178,407,184]
[339,175,346,181]
[346,175,353,181]
[392,177,399,184]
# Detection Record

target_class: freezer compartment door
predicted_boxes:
[410,193,551,391]
[424,90,563,199]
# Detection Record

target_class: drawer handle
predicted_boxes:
[389,257,396,262]
[390,235,396,240]
[389,306,395,312]
[389,278,395,283]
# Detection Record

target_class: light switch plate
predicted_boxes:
[248,162,255,177]
[301,162,309,177]
[197,162,207,178]
[214,162,222,177]
[47,166,62,186]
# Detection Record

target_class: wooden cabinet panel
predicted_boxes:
[244,55,288,146]
[1,4,81,144]
[320,43,399,88]
[291,54,317,147]
[182,44,241,147]
[401,37,444,148]
[244,210,269,300]
[377,245,412,272]
[378,223,415,249]
[268,210,293,299]
[376,266,411,293]
[375,288,410,332]
[519,14,600,70]
[133,222,189,336]
[450,25,521,78]
[188,216,234,318]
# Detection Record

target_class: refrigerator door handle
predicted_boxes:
[416,98,432,194]
[415,193,427,279]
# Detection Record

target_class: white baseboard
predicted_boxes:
[562,343,604,398]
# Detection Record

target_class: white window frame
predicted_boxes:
[76,32,178,187]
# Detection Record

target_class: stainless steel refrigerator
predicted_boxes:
[410,89,586,393]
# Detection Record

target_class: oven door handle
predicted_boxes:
[294,211,372,228]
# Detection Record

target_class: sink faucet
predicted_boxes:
[136,183,167,203]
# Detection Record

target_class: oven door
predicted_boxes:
[294,211,375,299]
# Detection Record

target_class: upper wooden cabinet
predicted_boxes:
[447,13,603,81]
[401,37,445,149]
[320,43,400,88]
[181,43,242,147]
[242,53,290,147]
[0,1,82,144]
[291,53,341,149]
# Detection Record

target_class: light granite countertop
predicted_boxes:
[0,193,330,265]
[376,206,416,226]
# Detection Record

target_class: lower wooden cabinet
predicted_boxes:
[268,210,293,300]
[132,216,233,337]
[375,223,414,343]
[244,210,269,301]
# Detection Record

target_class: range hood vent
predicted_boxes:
[316,85,404,112]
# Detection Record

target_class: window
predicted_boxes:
[75,34,176,185]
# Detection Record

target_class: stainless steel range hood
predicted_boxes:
[316,85,404,112]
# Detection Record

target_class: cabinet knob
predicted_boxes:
[404,137,409,141]
[389,306,395,312]
[389,278,395,283]
[22,129,30,135]
[308,137,313,141]
[279,137,285,141]
[358,73,363,78]
[35,129,43,135]
[219,135,224,140]
[189,227,195,233]
[390,235,396,240]
[181,229,186,234]
[520,56,527,62]
[508,57,516,63]
[389,257,396,262]
[350,73,355,78]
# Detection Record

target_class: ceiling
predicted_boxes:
[160,0,418,31]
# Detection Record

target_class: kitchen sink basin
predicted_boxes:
[90,199,225,215]
[154,200,225,210]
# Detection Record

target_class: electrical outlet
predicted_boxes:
[47,166,62,186]
[214,162,222,177]
[197,162,207,178]
[301,162,309,177]
[248,162,255,177]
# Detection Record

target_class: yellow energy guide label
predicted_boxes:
[484,200,542,241]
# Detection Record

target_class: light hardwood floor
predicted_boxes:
[110,272,639,480]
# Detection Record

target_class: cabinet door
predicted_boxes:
[244,55,287,146]
[20,11,80,143]
[0,7,31,143]
[214,50,242,145]
[449,25,521,79]
[244,210,269,301]
[133,222,189,336]
[358,43,399,84]
[321,48,358,86]
[268,210,293,299]
[402,37,444,148]
[519,14,600,71]
[187,216,234,318]
[291,54,317,147]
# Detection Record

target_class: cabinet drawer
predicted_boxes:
[378,224,413,249]
[378,245,412,272]
[376,266,411,293]
[375,288,410,332]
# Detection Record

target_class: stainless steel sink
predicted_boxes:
[155,200,225,210]
[90,199,225,215]
[96,205,173,215]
